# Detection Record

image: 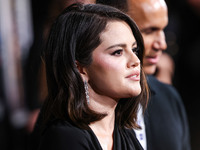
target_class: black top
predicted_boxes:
[144,75,191,150]
[37,119,143,150]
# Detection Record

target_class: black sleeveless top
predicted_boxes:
[37,119,143,150]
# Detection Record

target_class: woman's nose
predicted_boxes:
[127,52,140,68]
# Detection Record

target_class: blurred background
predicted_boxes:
[0,0,199,150]
[165,0,200,149]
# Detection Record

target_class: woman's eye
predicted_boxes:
[132,47,139,55]
[111,50,123,56]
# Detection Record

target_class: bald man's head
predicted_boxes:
[127,0,167,29]
[126,0,168,75]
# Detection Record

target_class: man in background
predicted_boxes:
[97,0,191,149]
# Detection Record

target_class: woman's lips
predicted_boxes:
[126,71,140,81]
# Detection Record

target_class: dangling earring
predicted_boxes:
[84,81,89,104]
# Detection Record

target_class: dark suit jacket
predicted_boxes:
[144,75,191,150]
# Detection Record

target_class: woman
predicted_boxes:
[36,3,148,150]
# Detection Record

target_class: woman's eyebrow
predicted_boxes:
[105,44,126,51]
[105,41,137,50]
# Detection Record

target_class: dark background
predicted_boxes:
[165,0,200,149]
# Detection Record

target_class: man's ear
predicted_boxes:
[76,61,88,82]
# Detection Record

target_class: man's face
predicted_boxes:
[128,0,168,75]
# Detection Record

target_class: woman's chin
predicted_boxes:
[125,87,141,98]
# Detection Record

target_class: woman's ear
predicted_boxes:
[76,61,89,82]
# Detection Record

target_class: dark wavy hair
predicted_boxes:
[42,3,149,130]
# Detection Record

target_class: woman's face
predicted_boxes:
[85,21,141,100]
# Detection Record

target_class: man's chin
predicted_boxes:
[143,65,157,75]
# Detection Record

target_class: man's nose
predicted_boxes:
[153,30,167,51]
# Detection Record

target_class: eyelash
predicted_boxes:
[111,49,123,56]
[111,48,139,56]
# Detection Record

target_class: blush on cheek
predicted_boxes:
[94,56,118,70]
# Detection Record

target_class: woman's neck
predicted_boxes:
[89,88,118,114]
[89,108,115,132]
[89,110,115,150]
[88,92,117,150]
[89,93,117,132]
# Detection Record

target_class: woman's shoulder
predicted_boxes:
[44,119,86,136]
[39,119,95,150]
